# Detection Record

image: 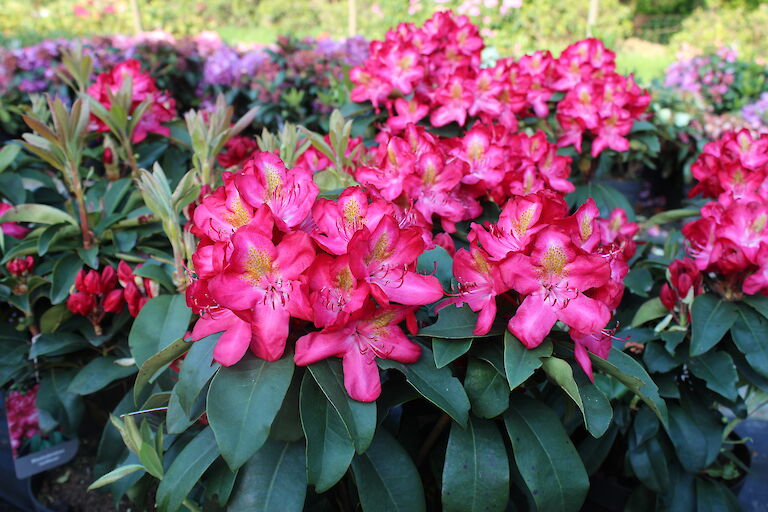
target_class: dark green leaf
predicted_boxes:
[204,459,238,507]
[694,478,741,512]
[504,395,589,512]
[442,417,509,512]
[420,304,503,339]
[731,303,768,378]
[50,254,83,304]
[208,356,294,470]
[156,427,219,512]
[573,370,613,438]
[300,373,354,492]
[37,223,68,256]
[666,402,722,473]
[432,338,472,368]
[176,333,220,414]
[30,332,87,358]
[689,351,739,401]
[691,294,738,356]
[464,358,509,418]
[308,359,376,454]
[0,203,77,226]
[504,331,551,390]
[128,295,191,368]
[351,429,426,512]
[67,357,137,395]
[643,342,683,373]
[379,346,470,426]
[417,246,453,290]
[134,337,190,402]
[227,440,307,512]
[627,436,669,493]
[133,263,175,293]
[631,297,669,327]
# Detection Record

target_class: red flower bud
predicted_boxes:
[103,147,113,165]
[7,256,34,277]
[74,268,88,292]
[103,289,124,313]
[66,292,96,316]
[100,266,118,293]
[82,270,102,295]
[117,260,134,287]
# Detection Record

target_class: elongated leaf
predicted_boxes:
[176,333,220,414]
[67,357,137,395]
[420,304,503,339]
[432,338,472,368]
[442,417,509,512]
[227,440,306,512]
[590,347,668,427]
[627,436,669,493]
[631,297,669,327]
[666,401,721,473]
[542,357,583,410]
[691,294,738,356]
[731,304,768,378]
[504,331,551,389]
[30,332,87,358]
[0,203,77,226]
[0,144,21,173]
[128,295,191,368]
[379,346,470,426]
[308,359,376,454]
[689,351,738,401]
[300,373,354,492]
[504,396,589,512]
[694,478,741,512]
[87,464,145,490]
[138,443,163,479]
[574,369,613,438]
[351,429,426,512]
[463,358,509,418]
[207,356,294,470]
[156,427,219,512]
[50,254,83,305]
[134,337,190,402]
[37,223,68,256]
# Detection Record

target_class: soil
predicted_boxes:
[34,436,132,512]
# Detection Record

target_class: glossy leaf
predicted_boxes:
[432,338,472,368]
[666,402,721,473]
[0,203,77,226]
[442,417,509,512]
[175,333,220,414]
[208,356,294,470]
[128,295,191,368]
[67,357,137,395]
[573,370,613,438]
[420,304,503,339]
[351,429,426,512]
[504,395,589,512]
[627,436,669,493]
[227,440,307,512]
[49,254,83,305]
[690,294,738,356]
[300,373,354,492]
[134,337,190,402]
[689,351,739,401]
[731,303,768,378]
[308,359,376,454]
[504,331,551,390]
[417,246,454,290]
[694,478,741,512]
[87,464,145,491]
[464,358,509,418]
[379,346,470,426]
[631,297,669,327]
[156,427,219,512]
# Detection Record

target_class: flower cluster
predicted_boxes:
[5,385,40,458]
[186,151,446,401]
[660,259,703,322]
[87,59,177,143]
[683,129,768,298]
[117,261,159,317]
[444,193,637,380]
[664,47,738,107]
[350,11,650,157]
[6,256,35,277]
[67,267,125,330]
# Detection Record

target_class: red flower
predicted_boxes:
[7,256,34,277]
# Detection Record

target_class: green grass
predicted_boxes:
[615,47,675,85]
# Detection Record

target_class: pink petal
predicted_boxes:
[507,295,558,348]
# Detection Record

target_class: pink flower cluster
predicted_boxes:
[660,259,703,322]
[442,194,637,380]
[350,11,650,157]
[87,59,177,143]
[353,123,573,232]
[664,47,738,108]
[683,129,768,297]
[186,151,445,401]
[5,385,40,458]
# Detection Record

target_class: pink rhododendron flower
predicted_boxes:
[0,203,30,239]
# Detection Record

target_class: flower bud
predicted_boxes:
[7,256,34,277]
[100,266,118,294]
[66,292,96,316]
[82,270,103,295]
[103,289,125,313]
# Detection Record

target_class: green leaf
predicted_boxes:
[227,440,307,512]
[590,347,668,427]
[694,478,741,512]
[568,183,635,221]
[541,357,584,411]
[432,338,472,368]
[138,443,163,479]
[643,342,683,373]
[573,370,613,438]
[67,357,137,395]
[30,332,87,358]
[351,429,426,512]
[731,303,768,378]
[742,294,768,319]
[176,333,220,414]
[627,436,669,493]
[643,208,701,228]
[691,294,739,356]
[37,223,68,256]
[300,373,355,492]
[416,246,453,290]
[156,427,219,512]
[133,337,190,403]
[631,297,669,327]
[87,464,145,491]
[204,459,238,507]
[503,331,551,389]
[207,356,294,470]
[379,346,470,426]
[442,417,509,512]
[128,295,191,368]
[420,304,503,339]
[464,358,509,418]
[0,144,21,173]
[666,401,722,473]
[0,203,77,226]
[624,267,653,297]
[49,254,83,305]
[689,351,739,401]
[308,359,376,454]
[133,263,175,293]
[504,395,589,512]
